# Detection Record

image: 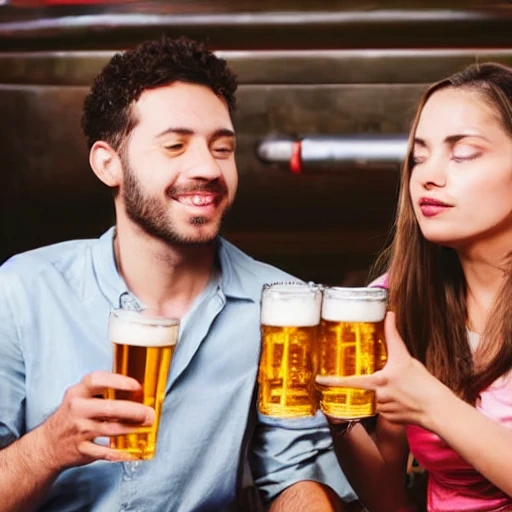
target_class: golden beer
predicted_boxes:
[258,283,321,417]
[317,287,387,419]
[107,310,179,460]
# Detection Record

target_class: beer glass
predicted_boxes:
[257,282,322,417]
[317,287,387,419]
[106,309,179,460]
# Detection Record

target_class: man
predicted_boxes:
[0,37,356,511]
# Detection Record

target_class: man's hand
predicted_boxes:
[40,370,155,471]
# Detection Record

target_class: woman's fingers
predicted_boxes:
[384,311,411,361]
[315,373,381,390]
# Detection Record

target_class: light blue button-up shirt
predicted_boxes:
[0,228,355,511]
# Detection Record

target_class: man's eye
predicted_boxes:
[164,143,183,151]
[213,147,233,155]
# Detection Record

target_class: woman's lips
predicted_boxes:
[419,198,453,218]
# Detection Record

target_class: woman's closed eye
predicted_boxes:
[452,144,482,163]
[411,154,427,166]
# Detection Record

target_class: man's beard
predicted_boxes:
[121,159,228,247]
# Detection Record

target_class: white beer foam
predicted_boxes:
[322,299,386,323]
[261,290,321,327]
[109,312,179,347]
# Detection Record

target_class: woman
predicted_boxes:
[316,62,512,512]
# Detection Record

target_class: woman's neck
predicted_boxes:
[459,249,506,334]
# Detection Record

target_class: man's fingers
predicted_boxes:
[80,398,155,425]
[315,373,380,390]
[96,418,154,438]
[81,371,141,396]
[78,440,138,462]
[77,417,154,440]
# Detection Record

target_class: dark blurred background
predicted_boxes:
[1,0,511,285]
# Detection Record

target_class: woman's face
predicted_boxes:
[409,87,512,250]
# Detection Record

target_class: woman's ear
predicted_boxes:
[89,140,122,188]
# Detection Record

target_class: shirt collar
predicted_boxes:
[217,237,259,303]
[92,228,257,307]
[92,227,129,308]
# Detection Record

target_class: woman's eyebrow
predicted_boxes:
[414,133,490,147]
[444,133,490,145]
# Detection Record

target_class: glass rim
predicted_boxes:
[323,286,387,301]
[109,308,179,327]
[262,281,321,294]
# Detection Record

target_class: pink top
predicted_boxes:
[407,374,512,511]
[369,274,512,511]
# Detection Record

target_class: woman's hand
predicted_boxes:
[316,311,450,429]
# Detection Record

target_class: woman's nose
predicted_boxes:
[415,155,447,189]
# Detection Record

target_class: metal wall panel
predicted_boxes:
[1,4,512,284]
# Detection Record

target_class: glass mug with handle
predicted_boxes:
[106,309,179,460]
[257,282,322,418]
[316,287,387,419]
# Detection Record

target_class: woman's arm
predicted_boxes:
[320,311,512,500]
[425,384,512,497]
[328,416,410,512]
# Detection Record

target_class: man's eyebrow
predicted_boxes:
[155,127,236,139]
[211,128,236,139]
[155,127,194,138]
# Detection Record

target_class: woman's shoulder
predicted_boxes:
[478,372,512,428]
[368,273,389,289]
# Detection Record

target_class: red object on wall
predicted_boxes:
[289,141,302,174]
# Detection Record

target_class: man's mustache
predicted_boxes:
[168,181,228,196]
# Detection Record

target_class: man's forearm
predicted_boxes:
[268,481,344,512]
[0,426,60,512]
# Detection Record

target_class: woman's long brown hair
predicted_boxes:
[372,62,512,403]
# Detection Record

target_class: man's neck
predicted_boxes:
[113,225,217,319]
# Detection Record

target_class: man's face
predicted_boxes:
[118,81,238,246]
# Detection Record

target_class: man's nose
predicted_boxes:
[183,142,223,181]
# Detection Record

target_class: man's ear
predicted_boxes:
[89,141,123,188]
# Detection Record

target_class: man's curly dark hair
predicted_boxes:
[81,36,238,151]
